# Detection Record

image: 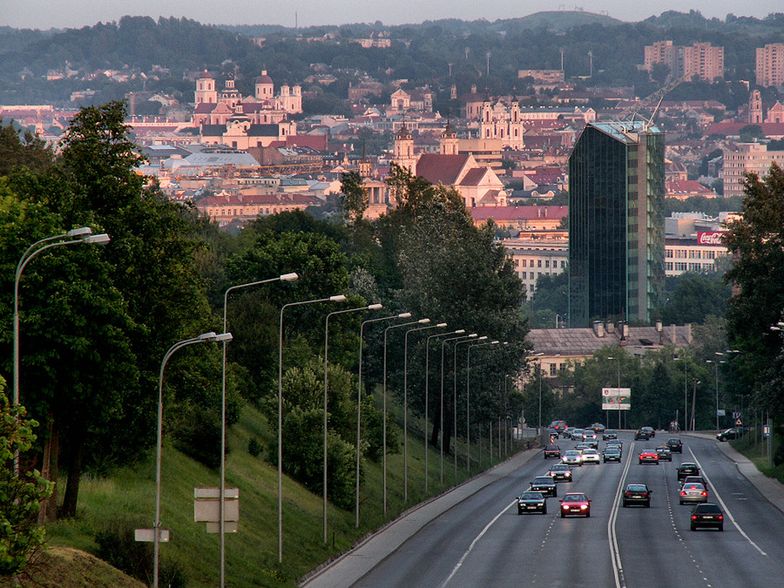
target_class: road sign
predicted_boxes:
[717,409,726,417]
[134,528,170,543]
[735,418,743,427]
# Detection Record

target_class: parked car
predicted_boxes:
[690,503,724,531]
[655,446,672,461]
[666,438,683,453]
[679,482,709,505]
[622,483,652,507]
[677,463,700,481]
[517,491,548,515]
[559,492,591,518]
[639,449,660,465]
[544,444,562,459]
[716,428,743,442]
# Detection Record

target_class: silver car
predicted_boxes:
[679,482,708,505]
[562,449,582,466]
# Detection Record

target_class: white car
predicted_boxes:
[562,449,583,466]
[581,448,601,464]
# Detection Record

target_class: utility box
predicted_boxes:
[194,487,239,534]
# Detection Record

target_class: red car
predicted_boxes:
[544,444,562,459]
[638,449,659,465]
[559,492,591,518]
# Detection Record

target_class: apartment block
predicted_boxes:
[756,43,784,88]
[722,143,784,197]
[643,41,724,81]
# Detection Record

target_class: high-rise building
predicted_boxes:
[643,41,724,81]
[722,142,784,198]
[568,122,665,327]
[756,43,784,88]
[644,41,678,74]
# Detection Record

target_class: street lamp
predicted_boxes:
[607,356,621,429]
[278,294,346,563]
[219,272,297,586]
[454,336,487,478]
[466,340,499,471]
[674,356,689,432]
[531,352,544,433]
[154,331,231,588]
[355,312,411,528]
[323,302,382,542]
[13,227,110,408]
[706,355,726,433]
[403,321,446,502]
[440,333,476,484]
[382,317,429,515]
[423,329,464,494]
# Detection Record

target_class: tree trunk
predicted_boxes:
[430,401,441,447]
[38,413,59,524]
[60,434,83,518]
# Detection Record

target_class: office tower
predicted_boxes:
[568,122,665,327]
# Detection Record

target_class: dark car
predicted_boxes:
[517,491,548,515]
[559,492,591,518]
[591,423,606,434]
[544,444,562,459]
[549,420,568,435]
[690,503,724,531]
[530,476,558,497]
[603,447,622,462]
[716,428,743,442]
[677,462,701,481]
[681,475,710,492]
[666,438,683,453]
[623,483,653,507]
[547,463,573,482]
[602,429,618,440]
[634,428,652,440]
[655,446,672,461]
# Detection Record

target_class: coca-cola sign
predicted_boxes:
[697,231,725,246]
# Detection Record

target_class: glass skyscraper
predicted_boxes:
[568,121,665,327]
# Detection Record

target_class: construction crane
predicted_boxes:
[615,76,683,128]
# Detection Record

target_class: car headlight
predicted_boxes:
[580,504,588,509]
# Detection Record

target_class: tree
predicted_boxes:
[738,124,764,143]
[660,271,731,324]
[0,388,54,577]
[339,171,369,224]
[0,120,54,176]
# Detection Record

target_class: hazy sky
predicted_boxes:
[1,0,781,29]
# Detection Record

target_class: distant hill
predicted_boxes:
[493,10,624,32]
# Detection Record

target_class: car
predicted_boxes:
[681,475,710,492]
[603,447,622,462]
[583,431,598,442]
[639,449,659,464]
[677,463,700,481]
[562,449,583,467]
[544,444,562,459]
[606,439,623,451]
[666,438,683,453]
[581,448,601,464]
[642,426,656,438]
[559,492,591,517]
[547,463,573,482]
[571,428,585,441]
[716,428,743,442]
[549,420,568,435]
[622,483,653,507]
[591,423,606,434]
[680,482,709,505]
[655,446,672,461]
[635,426,655,440]
[529,476,558,497]
[690,503,724,531]
[575,442,592,452]
[602,429,618,440]
[517,490,548,515]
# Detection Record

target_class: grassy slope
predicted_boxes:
[9,547,144,587]
[43,397,516,587]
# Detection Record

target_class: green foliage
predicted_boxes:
[248,437,262,457]
[0,390,54,577]
[0,120,54,176]
[739,125,764,143]
[661,271,731,324]
[339,171,369,224]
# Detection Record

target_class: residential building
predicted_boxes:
[681,42,724,81]
[664,212,735,276]
[756,43,784,88]
[196,192,322,226]
[502,236,568,297]
[568,121,665,327]
[722,142,784,197]
[470,206,568,230]
[644,40,679,74]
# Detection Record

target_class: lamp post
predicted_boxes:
[219,273,297,586]
[355,312,411,528]
[402,322,446,502]
[383,317,429,515]
[13,227,110,408]
[706,354,726,433]
[607,356,621,428]
[423,329,464,494]
[466,340,499,471]
[154,331,231,588]
[323,303,382,542]
[278,294,346,563]
[440,333,476,484]
[455,336,487,478]
[674,356,688,432]
[531,352,544,433]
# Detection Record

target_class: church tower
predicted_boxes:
[393,127,417,175]
[194,70,217,105]
[440,122,459,155]
[219,77,241,108]
[509,96,525,149]
[749,89,763,124]
[255,70,274,101]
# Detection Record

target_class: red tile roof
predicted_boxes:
[461,168,487,186]
[665,180,715,196]
[415,154,471,185]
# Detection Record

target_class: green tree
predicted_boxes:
[0,121,54,176]
[661,271,731,324]
[0,388,54,577]
[339,171,369,224]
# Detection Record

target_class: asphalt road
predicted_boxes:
[346,432,784,588]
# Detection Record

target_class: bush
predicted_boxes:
[171,403,221,469]
[248,437,262,457]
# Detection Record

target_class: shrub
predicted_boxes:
[248,437,262,457]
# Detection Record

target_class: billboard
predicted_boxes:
[602,387,631,410]
[696,231,726,246]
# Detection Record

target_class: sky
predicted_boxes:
[1,0,781,30]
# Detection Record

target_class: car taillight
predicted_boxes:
[625,491,632,497]
[691,515,697,521]
[701,491,707,497]
[717,514,724,521]
[680,491,686,496]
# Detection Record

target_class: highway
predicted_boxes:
[345,433,784,588]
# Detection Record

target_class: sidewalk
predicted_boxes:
[300,445,540,588]
[685,432,784,514]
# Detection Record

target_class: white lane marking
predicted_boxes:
[608,440,634,588]
[439,499,516,588]
[688,447,767,557]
